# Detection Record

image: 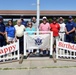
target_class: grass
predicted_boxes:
[0,66,76,70]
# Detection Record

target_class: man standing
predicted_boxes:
[50,17,60,44]
[59,17,66,41]
[15,19,25,64]
[0,16,6,47]
[39,17,50,33]
[31,17,37,31]
[65,16,76,43]
[50,17,60,63]
[39,17,50,55]
[20,15,27,27]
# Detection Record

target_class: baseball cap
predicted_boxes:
[59,17,63,20]
[42,17,47,20]
[68,16,73,19]
[59,17,64,21]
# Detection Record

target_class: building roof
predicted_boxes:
[0,10,76,16]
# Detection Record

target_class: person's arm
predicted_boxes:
[58,24,60,32]
[68,27,75,34]
[48,23,51,31]
[65,23,69,34]
[0,31,6,35]
[50,23,52,31]
[14,26,17,42]
[65,26,70,35]
[65,27,68,33]
[0,32,3,35]
[14,30,17,42]
[33,27,36,35]
[69,22,76,33]
[5,32,8,43]
[23,25,25,31]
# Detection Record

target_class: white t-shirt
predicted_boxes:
[14,25,25,37]
[59,23,66,32]
[32,22,37,31]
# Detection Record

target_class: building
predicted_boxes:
[0,10,76,19]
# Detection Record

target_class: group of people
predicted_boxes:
[0,15,76,57]
[40,16,76,44]
[0,16,37,57]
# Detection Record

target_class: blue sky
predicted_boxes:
[0,0,76,10]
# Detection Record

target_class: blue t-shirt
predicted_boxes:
[25,27,36,35]
[66,21,76,31]
[21,20,27,27]
[65,21,76,34]
[5,26,15,38]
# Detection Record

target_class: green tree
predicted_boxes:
[48,18,52,23]
[13,20,17,25]
[74,18,76,23]
[64,19,68,23]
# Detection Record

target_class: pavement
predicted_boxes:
[0,57,76,75]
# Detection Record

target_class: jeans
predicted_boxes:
[17,36,24,54]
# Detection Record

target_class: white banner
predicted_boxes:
[57,41,76,51]
[26,34,50,49]
[0,42,18,56]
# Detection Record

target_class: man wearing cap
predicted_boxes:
[39,17,50,55]
[65,16,76,43]
[59,17,66,41]
[39,17,50,33]
[0,16,6,47]
[50,17,60,44]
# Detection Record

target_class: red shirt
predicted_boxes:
[50,23,60,36]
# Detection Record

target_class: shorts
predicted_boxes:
[53,36,59,44]
[8,37,15,42]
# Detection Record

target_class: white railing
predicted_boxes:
[56,41,76,59]
[0,40,19,62]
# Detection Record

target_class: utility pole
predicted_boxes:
[37,0,40,33]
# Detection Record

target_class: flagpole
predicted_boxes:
[37,0,40,53]
[37,0,40,34]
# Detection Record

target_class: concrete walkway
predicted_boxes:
[0,57,76,75]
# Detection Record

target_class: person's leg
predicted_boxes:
[52,37,55,53]
[17,36,23,55]
[69,35,74,43]
[19,36,24,64]
[52,41,57,63]
[62,33,65,41]
[0,35,4,47]
[56,36,59,43]
[20,36,24,55]
[59,33,62,41]
[53,37,55,44]
[17,37,21,54]
[65,35,70,42]
[0,35,2,47]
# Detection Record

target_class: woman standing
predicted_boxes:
[26,21,36,35]
[25,21,36,57]
[5,20,16,44]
